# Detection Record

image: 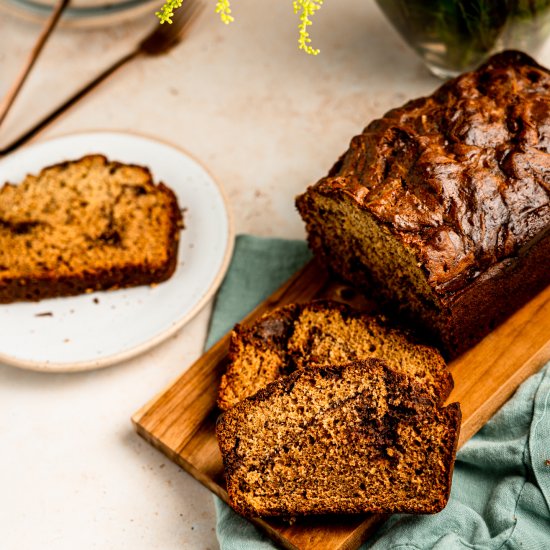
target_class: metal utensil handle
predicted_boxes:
[0,49,140,156]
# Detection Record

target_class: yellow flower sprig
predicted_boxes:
[293,0,324,55]
[155,0,182,24]
[215,0,234,24]
[155,0,324,55]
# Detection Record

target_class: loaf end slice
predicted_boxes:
[217,359,461,518]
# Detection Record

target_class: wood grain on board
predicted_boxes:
[133,258,550,550]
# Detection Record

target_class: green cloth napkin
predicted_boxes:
[207,235,550,550]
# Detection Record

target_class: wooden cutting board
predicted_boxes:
[132,258,550,550]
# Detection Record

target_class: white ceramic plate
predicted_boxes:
[0,131,234,372]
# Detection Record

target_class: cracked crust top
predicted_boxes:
[304,51,550,297]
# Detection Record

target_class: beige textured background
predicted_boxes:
[1,1,549,548]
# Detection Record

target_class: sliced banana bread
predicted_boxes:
[218,300,452,410]
[0,155,183,303]
[217,359,461,518]
[296,51,550,356]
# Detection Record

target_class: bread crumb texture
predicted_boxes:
[0,155,183,302]
[217,360,461,518]
[218,301,453,410]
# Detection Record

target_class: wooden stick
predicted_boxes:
[0,0,71,129]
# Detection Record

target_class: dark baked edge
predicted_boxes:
[433,230,550,354]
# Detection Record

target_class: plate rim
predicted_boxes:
[0,129,235,373]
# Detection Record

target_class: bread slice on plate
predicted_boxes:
[218,300,453,410]
[217,359,461,518]
[0,154,183,303]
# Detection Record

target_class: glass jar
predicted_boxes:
[376,0,550,78]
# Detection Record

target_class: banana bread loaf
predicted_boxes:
[296,51,550,356]
[217,359,461,518]
[218,300,453,410]
[0,155,183,303]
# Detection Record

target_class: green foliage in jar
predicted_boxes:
[376,0,550,74]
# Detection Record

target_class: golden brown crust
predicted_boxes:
[0,155,183,303]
